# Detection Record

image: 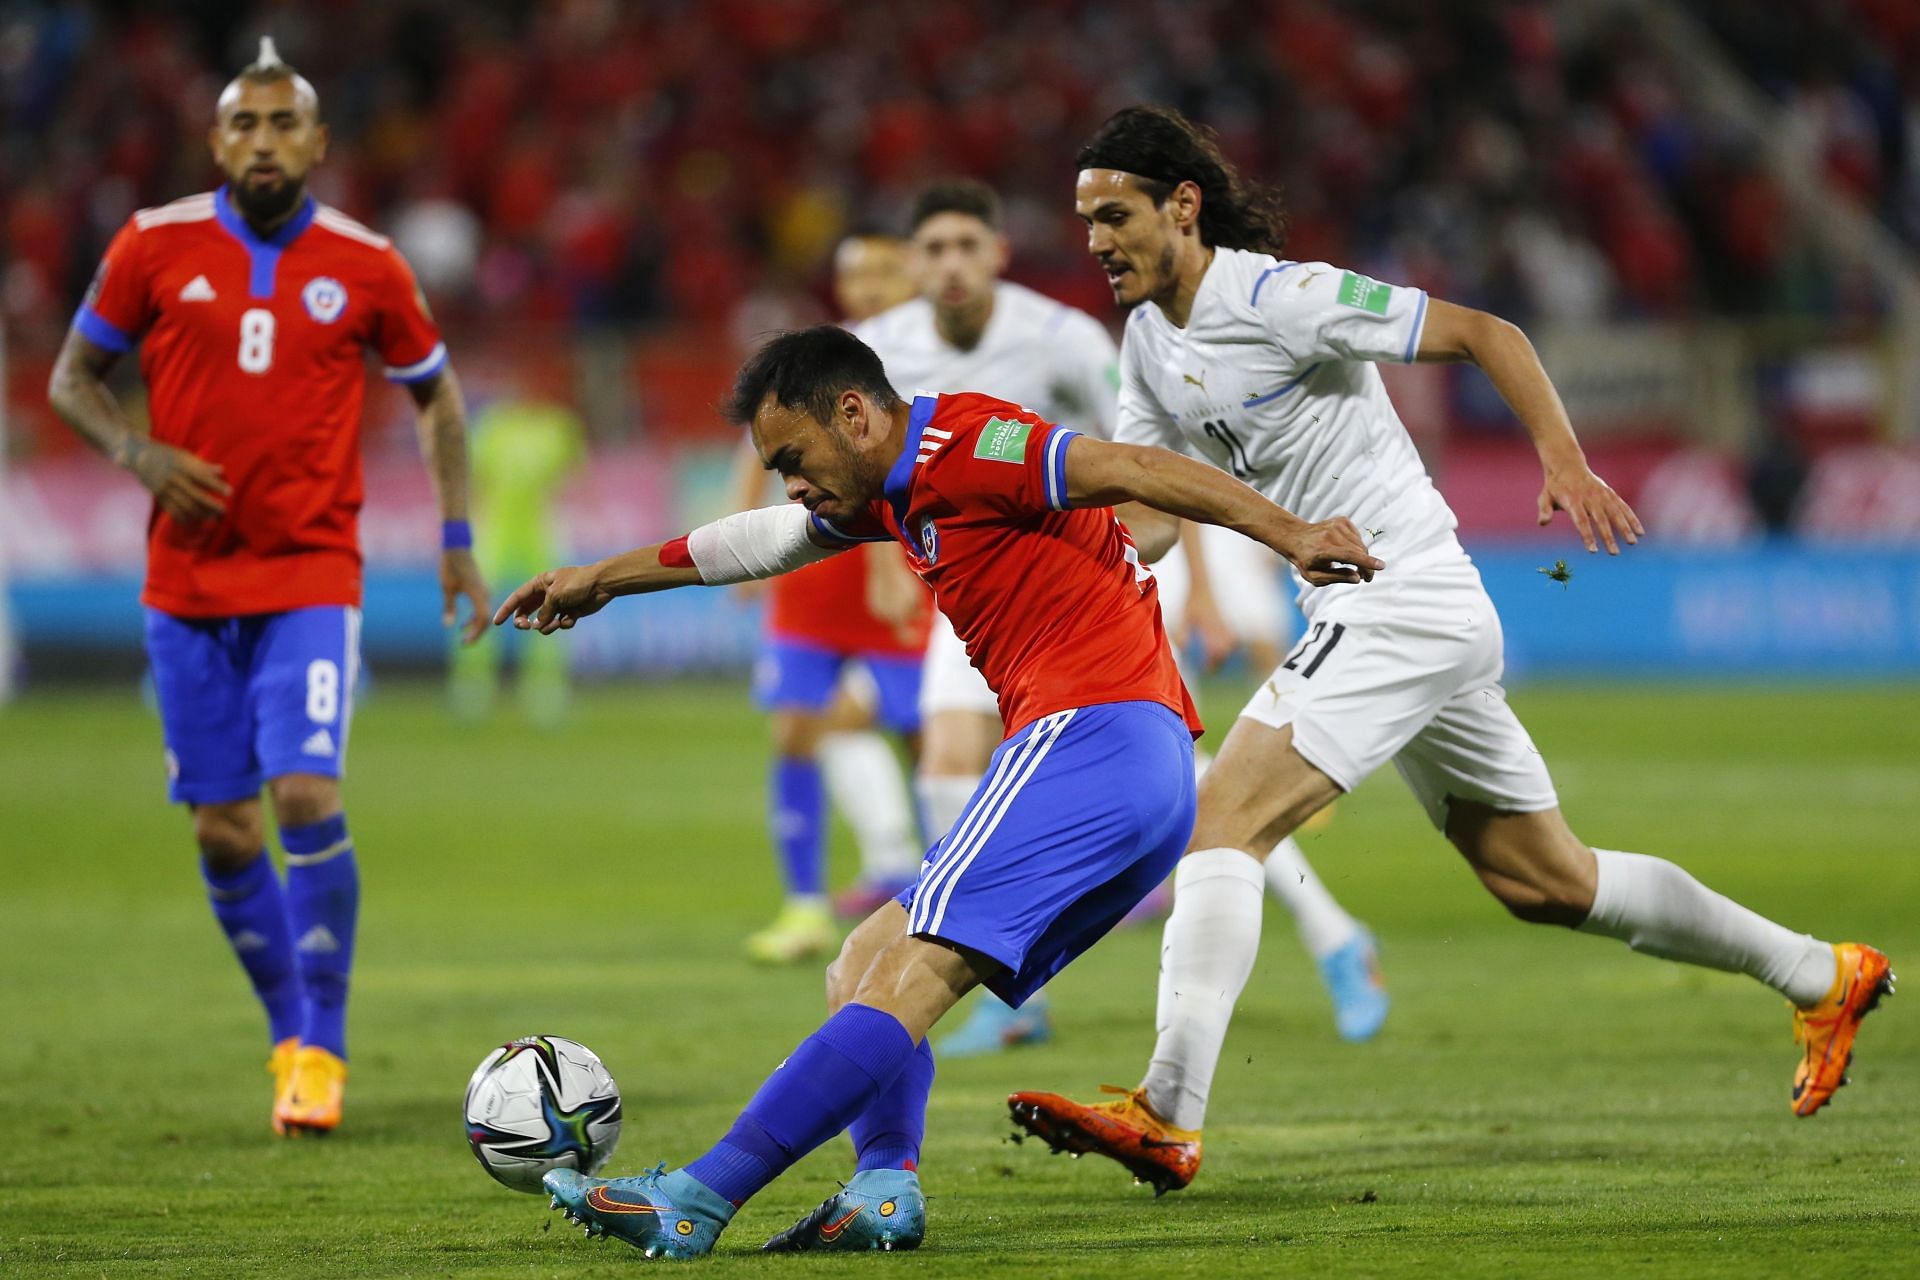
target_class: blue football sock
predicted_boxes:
[850,1035,934,1172]
[771,756,826,899]
[201,853,302,1046]
[280,814,358,1059]
[683,1003,917,1206]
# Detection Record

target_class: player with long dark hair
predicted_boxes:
[1008,104,1892,1193]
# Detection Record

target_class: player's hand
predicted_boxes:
[440,548,490,646]
[1273,517,1384,587]
[493,564,613,634]
[1538,463,1643,555]
[1182,589,1238,672]
[123,438,230,523]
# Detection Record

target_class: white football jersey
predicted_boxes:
[856,281,1118,438]
[1117,247,1457,593]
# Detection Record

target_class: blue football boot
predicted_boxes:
[936,992,1052,1059]
[1318,928,1390,1042]
[543,1164,731,1259]
[762,1168,926,1252]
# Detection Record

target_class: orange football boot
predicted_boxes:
[1008,1085,1201,1194]
[1791,942,1894,1117]
[274,1045,348,1136]
[267,1038,300,1136]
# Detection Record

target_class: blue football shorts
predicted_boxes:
[896,699,1196,1007]
[753,636,923,735]
[143,605,361,805]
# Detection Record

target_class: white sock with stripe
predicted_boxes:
[1579,849,1836,1006]
[819,732,921,881]
[1143,848,1266,1131]
[1262,836,1359,960]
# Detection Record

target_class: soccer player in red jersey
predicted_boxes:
[496,326,1377,1257]
[45,41,487,1137]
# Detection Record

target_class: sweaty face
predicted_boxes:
[833,237,915,323]
[1075,168,1179,308]
[910,212,1005,316]
[210,79,327,224]
[752,400,877,526]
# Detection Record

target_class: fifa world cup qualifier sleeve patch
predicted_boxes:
[973,417,1034,463]
[1336,272,1392,315]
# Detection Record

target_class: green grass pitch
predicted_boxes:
[2,678,1916,1277]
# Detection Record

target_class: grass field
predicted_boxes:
[2,677,1917,1278]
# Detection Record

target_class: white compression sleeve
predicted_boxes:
[685,505,836,584]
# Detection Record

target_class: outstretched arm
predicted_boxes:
[1064,436,1382,587]
[493,503,845,633]
[1416,300,1643,555]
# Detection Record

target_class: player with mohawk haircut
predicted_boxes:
[47,38,489,1137]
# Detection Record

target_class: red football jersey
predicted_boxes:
[813,392,1200,738]
[766,545,931,656]
[75,187,446,617]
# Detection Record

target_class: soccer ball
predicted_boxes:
[463,1035,623,1193]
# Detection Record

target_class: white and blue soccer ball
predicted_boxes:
[463,1035,622,1193]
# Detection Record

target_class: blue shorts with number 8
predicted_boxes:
[144,605,361,805]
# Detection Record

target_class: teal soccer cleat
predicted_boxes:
[936,992,1052,1059]
[543,1164,731,1260]
[762,1168,926,1252]
[1318,929,1390,1042]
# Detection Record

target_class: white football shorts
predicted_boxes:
[1237,538,1558,829]
[919,609,1000,718]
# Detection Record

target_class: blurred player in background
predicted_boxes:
[45,40,487,1137]
[860,178,1386,1055]
[728,231,930,965]
[1009,105,1893,1194]
[448,369,584,725]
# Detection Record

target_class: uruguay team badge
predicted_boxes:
[918,516,940,566]
[302,276,347,324]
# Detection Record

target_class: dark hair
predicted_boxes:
[1075,104,1287,255]
[724,327,903,426]
[908,178,1002,234]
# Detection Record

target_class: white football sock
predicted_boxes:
[916,774,979,845]
[1143,848,1265,1131]
[819,732,921,881]
[1263,836,1359,959]
[1580,849,1836,1006]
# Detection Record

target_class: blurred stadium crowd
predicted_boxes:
[4,0,1919,682]
[5,2,1919,449]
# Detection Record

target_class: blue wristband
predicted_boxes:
[441,519,473,550]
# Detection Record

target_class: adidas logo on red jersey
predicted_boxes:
[178,275,217,302]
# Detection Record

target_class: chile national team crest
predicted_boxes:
[917,516,939,566]
[302,276,347,324]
